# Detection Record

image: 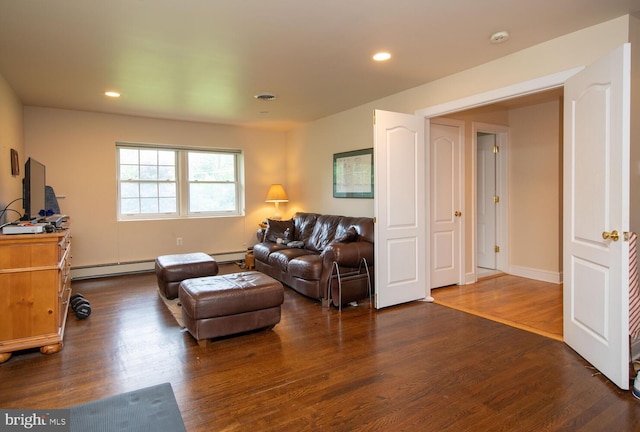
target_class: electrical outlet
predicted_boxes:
[176,237,183,246]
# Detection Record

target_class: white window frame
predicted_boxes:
[116,142,244,221]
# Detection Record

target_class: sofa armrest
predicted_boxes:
[322,241,374,268]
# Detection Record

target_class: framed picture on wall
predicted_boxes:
[10,149,19,176]
[333,148,374,198]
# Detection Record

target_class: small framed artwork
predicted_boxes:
[10,149,19,176]
[333,148,374,198]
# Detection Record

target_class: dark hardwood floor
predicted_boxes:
[2,269,640,431]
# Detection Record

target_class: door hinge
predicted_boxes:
[494,245,500,253]
[373,217,377,223]
[493,145,500,153]
[493,195,500,203]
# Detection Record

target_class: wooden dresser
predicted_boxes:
[0,229,72,363]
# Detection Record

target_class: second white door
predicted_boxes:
[430,120,464,288]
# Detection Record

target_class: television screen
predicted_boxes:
[23,158,46,221]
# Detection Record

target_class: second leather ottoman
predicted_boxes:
[178,271,284,347]
[155,252,219,299]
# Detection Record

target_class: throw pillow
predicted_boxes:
[335,226,358,243]
[265,219,295,243]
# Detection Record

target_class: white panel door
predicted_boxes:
[477,134,497,270]
[430,121,463,288]
[563,44,631,390]
[374,110,428,308]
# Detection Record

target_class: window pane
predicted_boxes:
[140,165,158,181]
[158,150,175,165]
[140,198,158,213]
[159,198,176,213]
[121,182,139,198]
[158,166,175,181]
[159,182,176,198]
[119,149,139,165]
[120,165,139,181]
[121,198,140,214]
[140,182,158,198]
[190,183,236,212]
[189,152,235,182]
[139,149,158,165]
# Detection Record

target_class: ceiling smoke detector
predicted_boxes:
[490,30,510,44]
[254,93,277,101]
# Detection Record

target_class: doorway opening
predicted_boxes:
[430,87,564,339]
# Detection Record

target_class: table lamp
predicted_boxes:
[265,184,288,220]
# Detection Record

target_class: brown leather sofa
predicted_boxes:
[253,212,374,306]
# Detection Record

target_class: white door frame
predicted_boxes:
[471,123,510,283]
[416,69,581,284]
[416,68,583,119]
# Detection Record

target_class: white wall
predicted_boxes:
[508,100,562,275]
[0,73,24,225]
[24,108,287,274]
[285,108,375,217]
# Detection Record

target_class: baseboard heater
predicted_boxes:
[71,251,245,280]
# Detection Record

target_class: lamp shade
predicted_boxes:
[265,184,289,202]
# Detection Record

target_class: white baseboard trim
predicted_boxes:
[71,251,246,280]
[508,265,562,284]
[464,272,476,285]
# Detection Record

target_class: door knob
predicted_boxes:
[454,211,462,217]
[602,230,620,241]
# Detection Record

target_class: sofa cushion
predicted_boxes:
[288,254,323,280]
[336,217,374,243]
[265,218,294,243]
[335,226,358,243]
[307,214,341,252]
[292,213,319,247]
[253,242,288,262]
[268,248,317,272]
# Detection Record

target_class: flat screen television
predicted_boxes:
[23,157,46,221]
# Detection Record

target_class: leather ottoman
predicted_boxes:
[155,253,219,299]
[179,272,284,347]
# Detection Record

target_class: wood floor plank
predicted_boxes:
[1,269,638,431]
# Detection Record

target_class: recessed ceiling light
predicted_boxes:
[104,91,121,98]
[373,52,392,61]
[490,31,510,44]
[254,93,277,101]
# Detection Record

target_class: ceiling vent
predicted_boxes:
[254,93,277,101]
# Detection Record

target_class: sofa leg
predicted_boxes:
[197,339,211,348]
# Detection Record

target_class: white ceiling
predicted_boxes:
[1,0,638,131]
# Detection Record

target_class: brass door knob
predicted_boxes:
[454,211,462,217]
[602,230,620,241]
